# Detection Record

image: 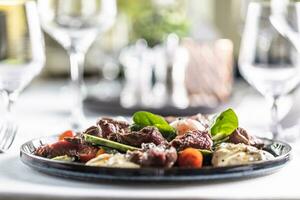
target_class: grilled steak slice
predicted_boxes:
[127,143,177,168]
[171,130,213,151]
[83,126,100,137]
[35,140,98,162]
[100,117,130,129]
[116,126,167,147]
[96,118,130,138]
[91,118,167,147]
[229,127,264,149]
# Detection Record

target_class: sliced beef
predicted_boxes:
[90,118,167,147]
[127,143,177,168]
[35,140,98,162]
[171,130,213,151]
[101,117,130,129]
[96,118,130,139]
[97,118,129,131]
[83,126,100,137]
[64,136,83,145]
[229,127,264,149]
[116,126,167,147]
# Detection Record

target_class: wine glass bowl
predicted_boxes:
[0,0,45,151]
[37,0,117,130]
[239,2,300,140]
[0,2,45,94]
[38,0,116,52]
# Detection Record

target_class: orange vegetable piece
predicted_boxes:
[178,148,203,168]
[96,148,106,157]
[58,130,74,141]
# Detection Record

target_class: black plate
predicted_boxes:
[20,136,291,183]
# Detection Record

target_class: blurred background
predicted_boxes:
[3,0,300,118]
[41,0,246,115]
[43,0,242,77]
[0,0,299,147]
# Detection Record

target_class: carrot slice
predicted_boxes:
[178,148,203,168]
[96,148,106,157]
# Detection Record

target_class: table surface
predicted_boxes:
[0,79,300,200]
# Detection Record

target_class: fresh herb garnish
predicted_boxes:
[210,108,238,141]
[132,111,177,141]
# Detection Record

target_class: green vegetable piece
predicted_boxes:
[155,124,177,141]
[133,111,168,127]
[210,108,238,141]
[83,134,139,152]
[132,111,177,141]
[198,149,213,156]
[52,155,74,162]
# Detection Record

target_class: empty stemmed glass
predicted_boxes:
[37,0,117,130]
[0,1,45,151]
[239,2,300,140]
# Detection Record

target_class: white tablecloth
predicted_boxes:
[0,80,299,200]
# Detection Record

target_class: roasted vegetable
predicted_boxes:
[83,134,139,152]
[132,111,177,141]
[178,148,203,168]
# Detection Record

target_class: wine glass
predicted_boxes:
[37,0,117,130]
[239,2,300,140]
[0,0,45,151]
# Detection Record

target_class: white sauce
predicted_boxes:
[86,153,140,168]
[212,143,274,167]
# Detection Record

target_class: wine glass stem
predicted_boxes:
[1,90,16,122]
[269,96,281,139]
[68,50,85,130]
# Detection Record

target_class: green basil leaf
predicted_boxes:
[155,124,177,141]
[210,108,238,141]
[132,111,176,141]
[133,111,169,126]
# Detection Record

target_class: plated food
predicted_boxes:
[33,109,279,169]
